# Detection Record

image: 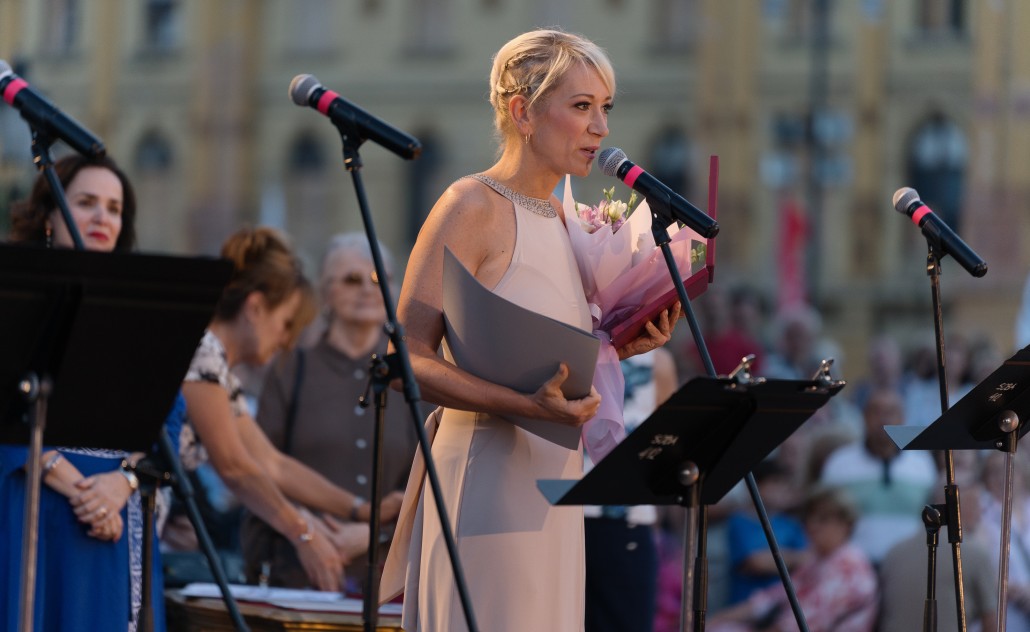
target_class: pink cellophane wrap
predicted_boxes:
[563,176,698,462]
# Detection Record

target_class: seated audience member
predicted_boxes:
[725,459,808,605]
[878,455,996,632]
[849,334,906,412]
[820,388,937,565]
[972,450,1030,631]
[172,227,400,593]
[708,486,878,632]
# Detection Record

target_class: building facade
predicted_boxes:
[0,0,1026,376]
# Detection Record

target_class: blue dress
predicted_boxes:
[0,394,184,632]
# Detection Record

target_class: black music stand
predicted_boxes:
[0,243,235,631]
[886,344,1030,632]
[538,373,844,630]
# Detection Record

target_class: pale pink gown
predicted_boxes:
[382,175,593,631]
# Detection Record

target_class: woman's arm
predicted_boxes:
[182,381,343,591]
[398,181,600,426]
[38,450,125,541]
[234,412,377,521]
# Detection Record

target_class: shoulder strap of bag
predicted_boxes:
[281,348,306,455]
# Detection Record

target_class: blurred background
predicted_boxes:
[0,0,1026,386]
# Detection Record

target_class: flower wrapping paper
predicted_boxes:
[563,176,700,461]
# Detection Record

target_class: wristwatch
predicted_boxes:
[120,460,139,491]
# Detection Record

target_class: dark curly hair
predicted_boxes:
[8,154,137,251]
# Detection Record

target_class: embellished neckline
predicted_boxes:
[465,173,557,218]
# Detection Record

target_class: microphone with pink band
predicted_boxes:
[289,73,421,161]
[598,147,718,239]
[892,187,987,278]
[0,59,105,159]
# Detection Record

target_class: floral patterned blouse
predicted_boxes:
[179,330,247,471]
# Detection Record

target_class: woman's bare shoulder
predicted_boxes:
[432,176,506,222]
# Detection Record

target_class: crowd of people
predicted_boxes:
[1,25,1026,632]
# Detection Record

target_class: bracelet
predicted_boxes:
[119,460,139,491]
[349,497,366,522]
[296,518,314,544]
[41,453,63,480]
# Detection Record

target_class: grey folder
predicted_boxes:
[441,248,600,449]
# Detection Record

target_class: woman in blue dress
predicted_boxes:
[0,154,172,632]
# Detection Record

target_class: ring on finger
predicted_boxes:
[98,506,108,518]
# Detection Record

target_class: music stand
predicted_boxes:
[539,373,844,630]
[886,345,1030,632]
[0,243,234,631]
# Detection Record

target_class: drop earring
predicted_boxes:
[45,223,53,248]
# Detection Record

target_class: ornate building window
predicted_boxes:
[405,0,453,56]
[648,127,691,199]
[40,0,80,56]
[915,0,966,37]
[284,132,330,253]
[764,0,835,45]
[134,130,174,172]
[143,0,181,53]
[652,0,698,53]
[406,131,442,245]
[132,131,175,249]
[286,0,337,56]
[906,112,966,231]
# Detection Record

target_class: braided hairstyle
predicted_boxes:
[488,28,615,145]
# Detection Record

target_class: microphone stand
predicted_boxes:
[647,204,809,632]
[357,352,396,632]
[919,242,968,632]
[134,428,251,632]
[16,128,86,632]
[32,129,86,250]
[336,128,479,632]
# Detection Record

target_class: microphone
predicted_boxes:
[0,60,105,159]
[598,147,719,239]
[289,74,421,160]
[892,187,987,278]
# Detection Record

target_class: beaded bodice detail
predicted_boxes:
[464,173,557,218]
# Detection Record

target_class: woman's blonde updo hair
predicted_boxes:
[215,226,316,345]
[489,28,615,143]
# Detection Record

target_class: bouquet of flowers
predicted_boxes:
[565,176,703,461]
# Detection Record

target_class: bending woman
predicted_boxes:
[178,226,391,592]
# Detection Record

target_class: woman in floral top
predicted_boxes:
[176,227,398,592]
[708,486,878,632]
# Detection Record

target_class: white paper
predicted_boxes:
[178,582,403,614]
[442,248,600,449]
